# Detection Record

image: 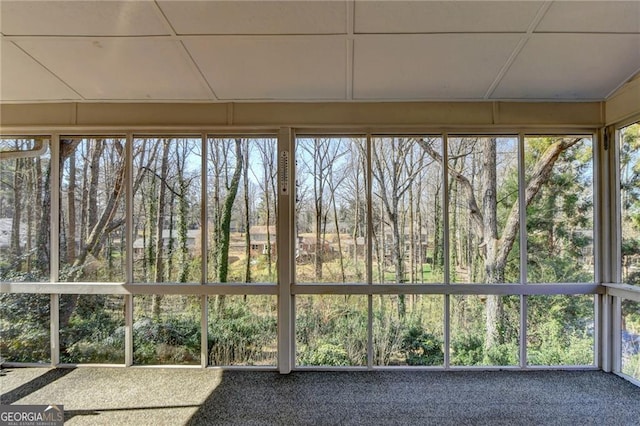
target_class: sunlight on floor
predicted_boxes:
[1,367,224,425]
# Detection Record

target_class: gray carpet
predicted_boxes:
[2,368,640,425]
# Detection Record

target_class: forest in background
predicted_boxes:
[0,127,638,377]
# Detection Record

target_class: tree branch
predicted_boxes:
[495,137,583,269]
[415,138,484,237]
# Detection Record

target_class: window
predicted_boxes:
[0,137,50,281]
[0,130,603,370]
[207,137,278,284]
[525,136,594,283]
[133,137,201,284]
[0,138,50,363]
[295,136,367,283]
[372,136,443,284]
[448,136,519,284]
[620,123,640,286]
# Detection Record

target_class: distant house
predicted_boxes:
[378,227,431,262]
[248,225,276,256]
[133,229,200,255]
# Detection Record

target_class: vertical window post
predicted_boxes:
[277,127,294,373]
[50,134,60,366]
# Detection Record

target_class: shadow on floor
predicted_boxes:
[1,368,76,405]
[64,404,202,422]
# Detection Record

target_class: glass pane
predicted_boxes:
[60,294,125,363]
[208,295,277,366]
[525,136,594,283]
[620,123,640,285]
[296,295,367,366]
[133,137,202,283]
[371,136,443,284]
[0,293,50,363]
[0,138,50,282]
[0,138,42,152]
[295,137,367,283]
[450,295,519,366]
[527,295,594,366]
[373,295,444,366]
[133,295,200,365]
[622,299,640,380]
[207,137,278,283]
[60,138,126,282]
[448,137,519,283]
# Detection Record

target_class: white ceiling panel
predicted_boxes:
[492,34,640,100]
[353,34,522,100]
[157,0,347,35]
[536,1,640,33]
[354,1,543,34]
[13,39,213,100]
[184,36,347,100]
[0,41,80,101]
[0,1,169,36]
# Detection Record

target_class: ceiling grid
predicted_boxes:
[0,0,638,103]
[482,1,553,99]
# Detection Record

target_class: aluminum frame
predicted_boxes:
[0,125,632,381]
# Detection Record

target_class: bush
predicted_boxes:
[299,342,351,366]
[133,316,200,364]
[208,300,276,365]
[400,325,443,366]
[451,334,484,366]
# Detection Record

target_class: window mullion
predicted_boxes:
[366,133,373,368]
[50,133,60,366]
[518,132,527,368]
[442,133,450,369]
[200,133,209,368]
[125,132,134,366]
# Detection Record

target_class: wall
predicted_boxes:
[606,73,640,126]
[0,101,605,130]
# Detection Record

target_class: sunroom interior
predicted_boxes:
[1,0,640,391]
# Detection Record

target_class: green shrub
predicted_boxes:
[451,334,484,366]
[299,342,351,366]
[400,325,443,366]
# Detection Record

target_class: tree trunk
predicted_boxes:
[331,187,346,283]
[67,151,77,262]
[217,139,244,283]
[11,158,22,261]
[152,140,170,317]
[35,160,50,273]
[244,140,251,284]
[87,141,104,232]
[314,144,324,280]
[481,138,502,353]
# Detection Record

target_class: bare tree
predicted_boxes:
[372,138,426,316]
[417,136,583,351]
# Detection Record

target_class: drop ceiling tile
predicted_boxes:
[13,39,213,100]
[354,1,543,33]
[0,41,80,101]
[157,0,347,35]
[0,0,169,36]
[183,36,347,100]
[353,34,522,100]
[536,1,640,33]
[492,34,640,100]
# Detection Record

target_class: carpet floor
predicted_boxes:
[2,368,640,425]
